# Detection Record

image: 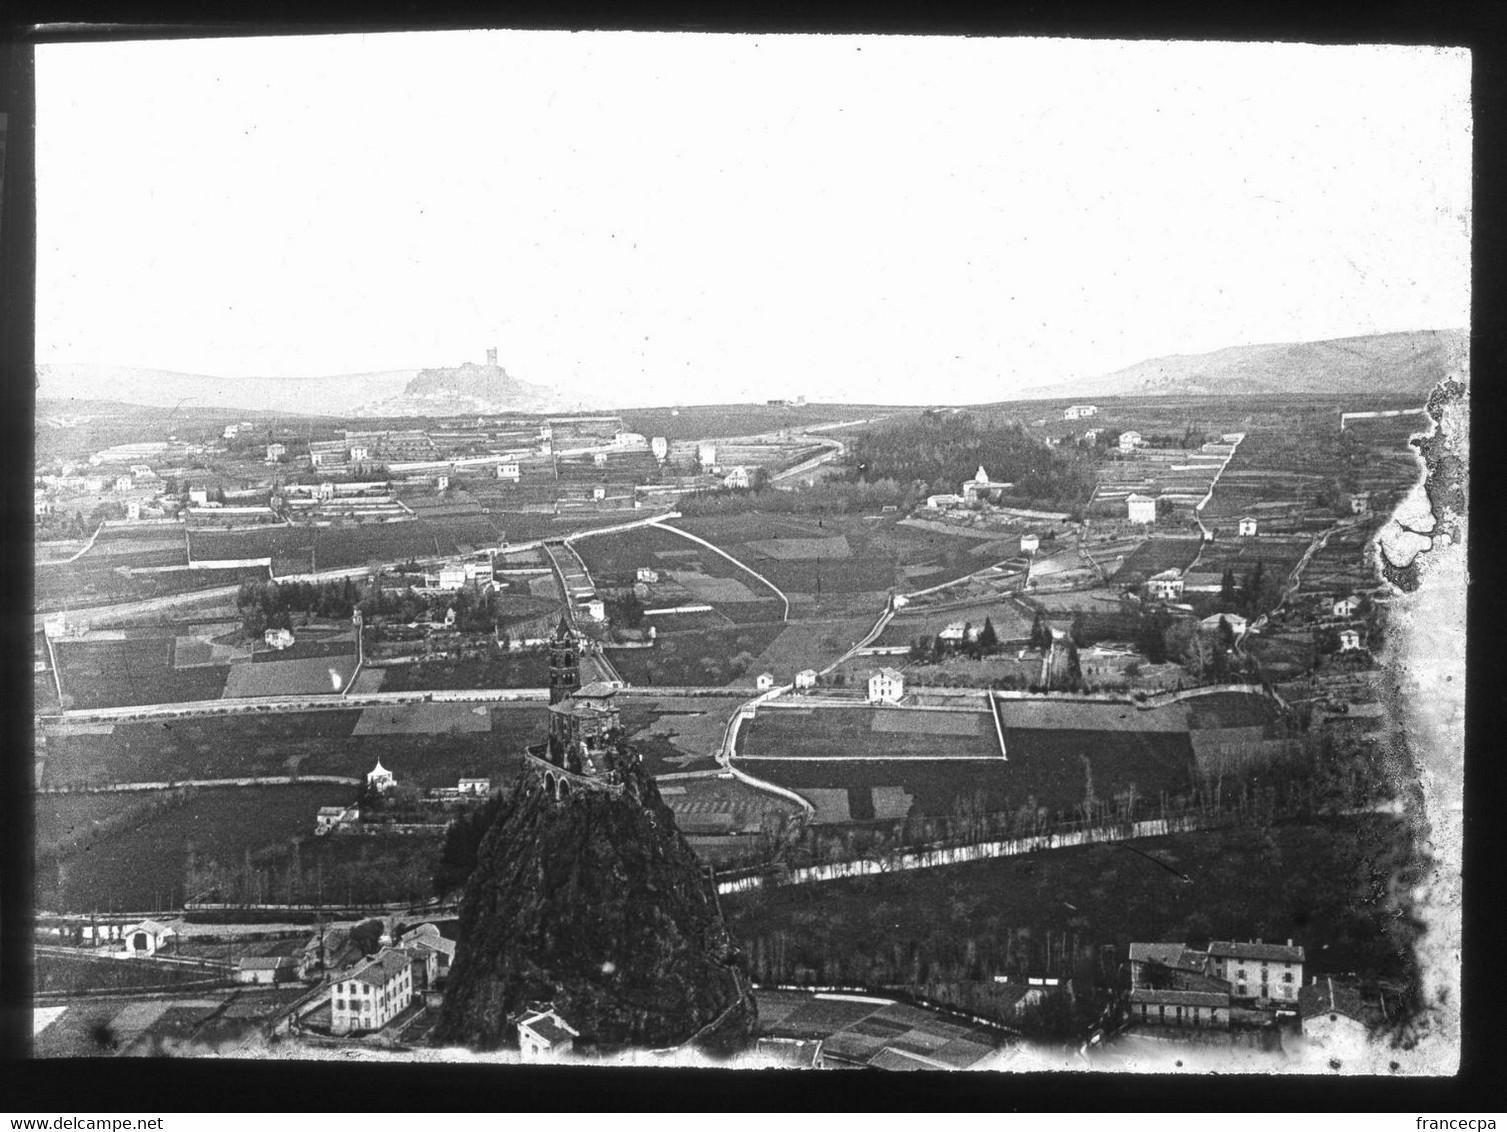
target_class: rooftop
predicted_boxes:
[1298,978,1367,1023]
[519,1009,579,1046]
[1128,988,1231,1008]
[1207,939,1305,963]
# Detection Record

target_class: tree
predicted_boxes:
[1219,567,1238,608]
[1029,610,1051,651]
[977,617,999,653]
[1241,560,1266,616]
[1064,640,1083,691]
[1069,610,1089,648]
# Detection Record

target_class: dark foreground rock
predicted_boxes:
[434,760,757,1056]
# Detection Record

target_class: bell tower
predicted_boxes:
[548,616,579,706]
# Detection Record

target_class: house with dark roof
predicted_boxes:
[517,1007,579,1061]
[330,948,414,1034]
[1128,987,1232,1030]
[1298,977,1372,1053]
[235,956,300,985]
[121,920,175,958]
[1128,942,1212,988]
[1206,939,1305,1005]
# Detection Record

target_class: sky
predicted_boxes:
[36,33,1472,406]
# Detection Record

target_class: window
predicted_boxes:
[336,1000,345,1011]
[1283,972,1294,983]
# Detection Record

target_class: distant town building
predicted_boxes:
[114,475,133,492]
[497,461,521,481]
[1344,491,1371,515]
[1063,404,1099,420]
[591,485,607,502]
[1238,516,1259,537]
[1020,533,1040,554]
[1145,569,1184,601]
[308,440,347,468]
[517,1007,579,1062]
[121,920,175,958]
[755,672,775,691]
[266,443,286,462]
[436,474,450,492]
[264,628,295,650]
[697,443,717,469]
[33,494,52,517]
[1206,939,1304,1005]
[367,759,396,793]
[650,436,669,461]
[1338,628,1363,652]
[457,777,492,796]
[1128,988,1232,1030]
[926,493,966,510]
[1332,595,1361,618]
[636,567,660,584]
[1126,493,1158,523]
[315,805,358,834]
[794,668,818,690]
[349,445,370,462]
[438,565,468,590]
[582,599,606,621]
[1298,977,1371,1054]
[1083,428,1105,442]
[593,451,609,468]
[938,621,977,645]
[1118,430,1143,453]
[962,466,1012,501]
[724,466,751,490]
[867,667,905,704]
[125,500,142,521]
[331,949,414,1035]
[235,956,299,986]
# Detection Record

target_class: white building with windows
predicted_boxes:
[755,672,775,691]
[867,667,905,704]
[331,950,414,1034]
[497,461,521,481]
[1338,628,1364,652]
[1020,533,1040,554]
[121,920,175,958]
[1118,430,1143,453]
[1238,516,1259,536]
[517,1007,579,1061]
[1332,595,1361,618]
[1063,404,1099,420]
[1206,939,1304,1005]
[1145,569,1184,601]
[266,443,286,462]
[724,466,751,489]
[794,668,818,690]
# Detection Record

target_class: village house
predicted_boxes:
[651,436,669,461]
[457,777,492,796]
[1083,427,1105,443]
[961,465,1013,502]
[591,485,607,502]
[438,565,468,590]
[1206,939,1304,1005]
[1128,942,1212,988]
[794,668,818,690]
[1238,516,1259,537]
[938,621,979,646]
[264,628,295,650]
[126,500,141,521]
[1338,628,1364,652]
[926,493,966,510]
[400,926,456,982]
[436,474,450,492]
[308,440,347,468]
[114,475,134,492]
[315,805,358,834]
[1298,977,1372,1055]
[1344,490,1371,515]
[120,920,175,958]
[582,598,606,621]
[724,466,751,490]
[1332,595,1361,618]
[223,424,241,439]
[331,949,414,1035]
[1063,404,1099,420]
[497,460,521,481]
[1145,569,1185,601]
[593,451,609,468]
[266,443,286,462]
[1020,533,1040,554]
[756,672,776,691]
[636,567,660,584]
[517,1007,579,1061]
[1118,430,1143,453]
[348,445,370,462]
[868,667,905,705]
[235,956,300,986]
[1126,493,1158,523]
[697,443,717,469]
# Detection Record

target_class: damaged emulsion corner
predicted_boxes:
[1374,366,1469,1074]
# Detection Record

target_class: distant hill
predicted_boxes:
[35,364,419,417]
[1022,329,1468,402]
[352,360,579,417]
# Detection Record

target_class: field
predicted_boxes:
[34,952,230,995]
[739,705,1004,761]
[617,696,747,771]
[1109,538,1204,585]
[876,599,1035,649]
[35,783,356,913]
[741,616,881,681]
[53,637,231,709]
[616,402,890,443]
[222,654,357,697]
[35,562,267,614]
[605,624,787,687]
[34,986,313,1058]
[38,705,539,790]
[738,723,1196,824]
[373,651,548,691]
[722,814,1421,993]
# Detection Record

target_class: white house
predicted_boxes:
[938,621,977,645]
[497,461,521,481]
[1206,939,1304,1005]
[697,443,717,469]
[1332,595,1361,618]
[1299,978,1371,1056]
[1126,493,1158,523]
[593,451,609,468]
[114,475,134,492]
[1118,430,1143,452]
[1145,569,1184,601]
[517,1007,579,1061]
[349,445,370,462]
[266,443,286,462]
[223,424,241,439]
[961,466,1012,501]
[926,493,966,510]
[1063,404,1099,420]
[403,932,456,981]
[1338,628,1364,652]
[457,777,492,796]
[636,567,660,584]
[121,920,175,958]
[331,949,414,1034]
[1020,533,1040,554]
[755,672,776,691]
[582,599,606,621]
[438,565,468,590]
[591,485,607,501]
[264,628,295,650]
[794,668,818,690]
[1128,987,1231,1030]
[436,474,450,492]
[1238,516,1259,537]
[367,759,396,793]
[650,436,669,461]
[126,500,142,521]
[724,466,751,490]
[315,805,357,834]
[867,667,905,704]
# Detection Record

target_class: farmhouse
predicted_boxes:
[349,445,371,462]
[1344,491,1371,514]
[114,475,133,492]
[794,669,818,690]
[401,930,456,981]
[962,465,1013,501]
[650,436,669,461]
[1128,942,1212,988]
[264,628,295,650]
[724,466,752,489]
[308,440,347,468]
[1332,595,1361,618]
[938,621,978,645]
[1063,404,1099,420]
[266,443,286,462]
[1206,939,1304,1005]
[331,949,414,1035]
[438,565,468,590]
[756,672,776,691]
[497,460,521,481]
[926,493,966,510]
[1338,628,1364,652]
[121,920,175,958]
[315,805,358,834]
[1119,430,1143,452]
[1020,533,1040,554]
[1145,569,1185,601]
[1238,516,1259,536]
[1126,493,1157,523]
[457,777,492,796]
[697,443,717,469]
[636,567,661,584]
[517,1006,579,1062]
[867,667,905,705]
